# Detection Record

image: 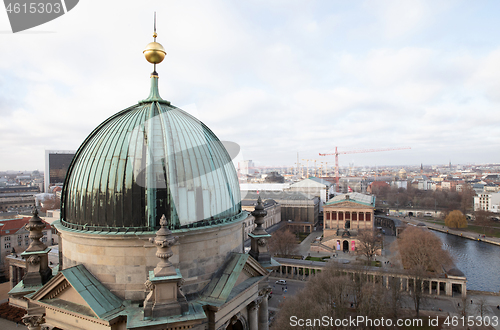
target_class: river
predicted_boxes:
[433,230,500,292]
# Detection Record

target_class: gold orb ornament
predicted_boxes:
[143,41,166,64]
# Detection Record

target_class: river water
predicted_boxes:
[433,231,500,292]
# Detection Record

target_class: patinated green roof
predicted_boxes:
[61,76,242,232]
[57,264,124,319]
[325,192,376,207]
[200,253,250,305]
[125,302,206,329]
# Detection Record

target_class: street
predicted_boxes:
[268,276,306,311]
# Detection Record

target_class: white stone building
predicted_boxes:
[474,192,500,213]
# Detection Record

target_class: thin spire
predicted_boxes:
[154,12,157,41]
[141,13,169,104]
[143,12,166,74]
[153,12,157,72]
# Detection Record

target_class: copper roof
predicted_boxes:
[61,77,241,232]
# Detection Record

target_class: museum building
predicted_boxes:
[321,192,376,252]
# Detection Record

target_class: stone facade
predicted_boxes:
[242,191,319,233]
[320,193,375,253]
[55,213,248,301]
[1,217,52,281]
[242,199,281,240]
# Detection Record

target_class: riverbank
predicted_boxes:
[401,217,500,247]
[468,290,500,296]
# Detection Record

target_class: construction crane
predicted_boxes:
[319,146,411,192]
[301,159,310,178]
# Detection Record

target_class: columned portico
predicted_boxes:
[248,301,259,330]
[273,258,467,298]
[258,289,270,330]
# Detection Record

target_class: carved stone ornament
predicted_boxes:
[257,238,266,246]
[22,314,45,327]
[25,209,47,252]
[145,280,155,291]
[259,287,272,297]
[250,196,268,235]
[27,255,41,265]
[149,214,179,276]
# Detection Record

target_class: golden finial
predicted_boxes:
[143,12,166,69]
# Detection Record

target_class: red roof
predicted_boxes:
[369,181,390,188]
[0,217,51,236]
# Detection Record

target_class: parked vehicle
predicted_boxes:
[275,280,286,285]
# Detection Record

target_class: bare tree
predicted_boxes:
[273,262,394,330]
[474,296,487,318]
[474,210,495,236]
[272,264,351,330]
[41,194,60,212]
[387,276,403,319]
[268,229,298,257]
[357,230,382,264]
[460,183,475,215]
[397,226,453,317]
[357,282,391,328]
[458,295,471,318]
[272,291,324,330]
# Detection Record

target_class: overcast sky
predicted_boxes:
[1,0,500,171]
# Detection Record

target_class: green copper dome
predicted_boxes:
[61,76,242,232]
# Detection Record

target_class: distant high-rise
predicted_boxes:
[239,159,255,175]
[44,150,75,192]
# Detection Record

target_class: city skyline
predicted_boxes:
[1,1,500,171]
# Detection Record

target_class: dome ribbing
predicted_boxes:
[61,77,241,232]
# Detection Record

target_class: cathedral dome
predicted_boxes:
[61,77,242,232]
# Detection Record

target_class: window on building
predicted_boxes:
[25,239,29,246]
[4,236,10,241]
[5,243,11,249]
[18,235,22,241]
[41,237,47,243]
[18,241,22,246]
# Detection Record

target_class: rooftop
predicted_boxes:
[326,192,376,207]
[0,217,51,236]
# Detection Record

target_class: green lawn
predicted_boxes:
[295,232,309,243]
[421,218,445,226]
[465,224,500,238]
[423,218,500,238]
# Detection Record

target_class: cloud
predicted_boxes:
[1,1,500,170]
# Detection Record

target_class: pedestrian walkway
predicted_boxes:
[402,217,500,247]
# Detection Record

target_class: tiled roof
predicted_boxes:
[0,217,51,236]
[369,181,390,188]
